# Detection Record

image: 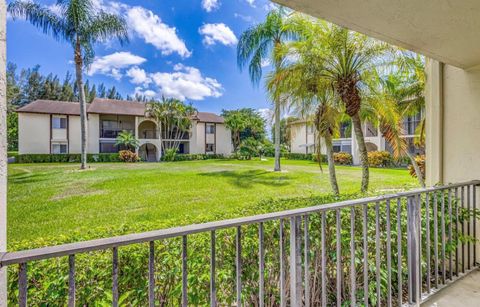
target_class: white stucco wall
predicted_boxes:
[290,123,307,154]
[215,124,233,155]
[190,121,204,154]
[18,113,50,154]
[68,114,99,154]
[426,63,480,185]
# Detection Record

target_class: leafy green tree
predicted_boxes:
[222,108,266,151]
[115,131,139,152]
[146,97,196,155]
[278,16,387,192]
[267,17,343,194]
[237,8,296,172]
[364,53,426,187]
[8,0,129,169]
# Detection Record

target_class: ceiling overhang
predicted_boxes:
[273,0,480,69]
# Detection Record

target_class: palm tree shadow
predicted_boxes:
[9,172,49,184]
[199,169,291,189]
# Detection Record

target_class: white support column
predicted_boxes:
[425,58,444,186]
[0,0,8,305]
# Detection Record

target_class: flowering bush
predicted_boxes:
[333,152,353,165]
[408,154,426,179]
[368,151,393,168]
[119,150,140,163]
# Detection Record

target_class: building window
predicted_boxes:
[51,143,67,154]
[206,123,215,134]
[52,116,67,129]
[206,143,215,153]
[99,142,118,153]
[308,125,314,134]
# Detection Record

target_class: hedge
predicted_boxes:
[284,152,328,163]
[16,153,120,163]
[6,192,473,306]
[161,153,227,162]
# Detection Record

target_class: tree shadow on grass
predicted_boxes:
[199,169,291,189]
[8,172,50,184]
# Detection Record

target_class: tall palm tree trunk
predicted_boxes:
[406,151,425,188]
[274,100,281,172]
[351,113,369,192]
[325,134,340,195]
[0,1,8,303]
[74,39,88,170]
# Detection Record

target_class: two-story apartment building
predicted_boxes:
[16,98,233,162]
[289,114,423,164]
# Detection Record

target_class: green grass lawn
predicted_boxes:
[8,159,417,244]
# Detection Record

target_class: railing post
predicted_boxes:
[0,0,8,305]
[407,195,421,306]
[290,216,302,306]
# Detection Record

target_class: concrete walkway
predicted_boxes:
[422,269,480,307]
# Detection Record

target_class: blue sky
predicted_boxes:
[7,0,278,116]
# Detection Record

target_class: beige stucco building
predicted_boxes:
[16,98,233,161]
[288,116,421,164]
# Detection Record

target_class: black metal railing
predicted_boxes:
[0,181,478,306]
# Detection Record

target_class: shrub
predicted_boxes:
[6,192,471,306]
[285,153,312,160]
[7,151,18,158]
[162,148,178,162]
[408,155,426,179]
[333,152,353,165]
[119,150,140,163]
[16,153,120,163]
[237,137,261,160]
[368,151,393,168]
[160,153,226,162]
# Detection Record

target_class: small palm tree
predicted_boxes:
[364,54,426,187]
[320,27,387,192]
[146,97,196,154]
[115,131,139,152]
[8,0,128,169]
[268,17,343,194]
[237,8,296,172]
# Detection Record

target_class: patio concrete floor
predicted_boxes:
[422,269,480,307]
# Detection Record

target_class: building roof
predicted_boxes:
[193,112,224,124]
[17,99,225,123]
[88,98,146,116]
[16,100,84,116]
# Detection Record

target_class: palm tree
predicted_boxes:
[364,54,426,187]
[115,131,139,152]
[146,97,197,154]
[237,9,296,172]
[267,18,342,194]
[8,0,128,169]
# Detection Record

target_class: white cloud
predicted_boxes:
[202,0,220,12]
[245,0,256,8]
[258,108,273,124]
[90,1,191,58]
[87,52,147,80]
[150,64,223,101]
[264,3,278,11]
[199,23,238,46]
[134,87,157,99]
[126,67,152,85]
[261,59,271,68]
[126,6,191,57]
[234,13,254,23]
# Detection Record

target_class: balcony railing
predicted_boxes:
[139,129,158,139]
[100,129,135,139]
[0,181,478,306]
